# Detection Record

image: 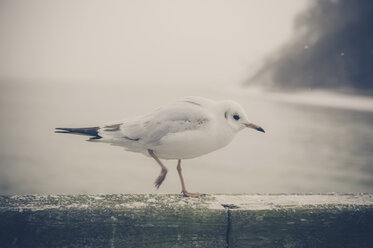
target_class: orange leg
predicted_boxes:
[177,160,204,197]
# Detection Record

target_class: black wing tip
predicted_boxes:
[55,130,70,134]
[55,128,71,133]
[257,127,265,133]
[55,127,76,133]
[54,127,101,139]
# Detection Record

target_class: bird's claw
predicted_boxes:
[154,169,167,189]
[181,191,206,198]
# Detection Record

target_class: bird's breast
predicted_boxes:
[149,122,236,160]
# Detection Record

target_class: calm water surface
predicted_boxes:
[1,81,372,194]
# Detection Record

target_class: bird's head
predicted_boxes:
[221,100,265,133]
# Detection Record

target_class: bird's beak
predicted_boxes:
[245,123,265,133]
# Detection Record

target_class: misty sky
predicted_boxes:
[0,0,308,86]
[2,0,373,195]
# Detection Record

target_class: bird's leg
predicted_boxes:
[148,149,168,189]
[176,160,204,197]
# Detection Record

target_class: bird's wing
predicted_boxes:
[98,97,213,145]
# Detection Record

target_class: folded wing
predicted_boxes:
[98,97,212,148]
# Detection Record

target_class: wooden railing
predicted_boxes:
[1,194,373,247]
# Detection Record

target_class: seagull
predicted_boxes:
[56,96,265,197]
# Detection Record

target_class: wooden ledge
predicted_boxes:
[1,194,373,247]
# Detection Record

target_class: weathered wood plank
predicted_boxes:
[216,194,373,248]
[1,194,373,248]
[0,194,227,248]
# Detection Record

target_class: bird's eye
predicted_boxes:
[233,114,240,120]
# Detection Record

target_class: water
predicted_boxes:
[1,80,372,194]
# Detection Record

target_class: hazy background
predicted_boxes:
[1,0,372,194]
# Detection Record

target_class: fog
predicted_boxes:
[0,0,306,86]
[249,0,373,93]
[1,0,373,194]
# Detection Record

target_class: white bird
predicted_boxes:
[56,96,264,197]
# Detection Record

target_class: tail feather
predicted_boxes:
[55,126,102,139]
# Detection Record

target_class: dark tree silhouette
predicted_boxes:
[248,0,373,94]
